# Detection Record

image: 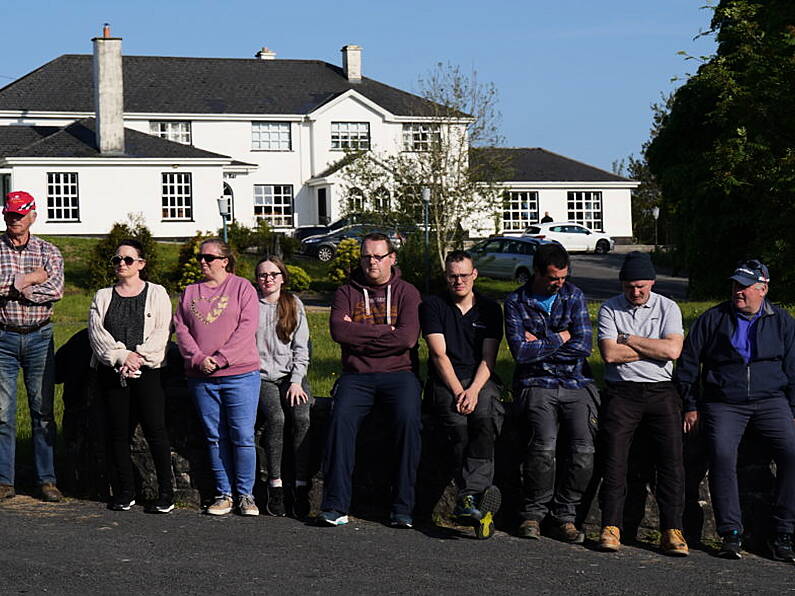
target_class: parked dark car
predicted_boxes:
[300,224,403,262]
[292,216,357,242]
[468,236,555,283]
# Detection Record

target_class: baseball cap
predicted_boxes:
[729,259,770,286]
[4,191,36,215]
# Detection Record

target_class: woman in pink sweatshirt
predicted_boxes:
[173,239,260,517]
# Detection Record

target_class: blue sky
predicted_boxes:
[0,0,716,171]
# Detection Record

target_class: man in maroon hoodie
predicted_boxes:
[317,232,422,528]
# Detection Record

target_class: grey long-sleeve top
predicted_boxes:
[256,294,310,384]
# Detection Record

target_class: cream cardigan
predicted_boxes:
[88,282,172,369]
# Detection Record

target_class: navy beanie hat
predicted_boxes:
[619,251,656,281]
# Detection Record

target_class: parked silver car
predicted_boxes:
[468,236,553,283]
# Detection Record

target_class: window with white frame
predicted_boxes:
[348,187,365,212]
[161,172,193,220]
[46,172,80,222]
[567,191,603,230]
[502,190,539,232]
[254,184,293,228]
[373,186,391,211]
[150,121,192,145]
[251,122,291,151]
[331,122,370,150]
[402,123,441,151]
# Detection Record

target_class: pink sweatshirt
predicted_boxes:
[173,274,260,378]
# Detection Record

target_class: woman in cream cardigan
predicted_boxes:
[88,239,174,513]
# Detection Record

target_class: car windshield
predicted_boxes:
[525,226,541,234]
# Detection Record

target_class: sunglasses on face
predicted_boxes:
[196,254,227,263]
[110,255,141,267]
[256,272,283,280]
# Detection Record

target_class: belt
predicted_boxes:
[0,319,51,334]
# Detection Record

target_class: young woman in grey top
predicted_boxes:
[255,257,312,517]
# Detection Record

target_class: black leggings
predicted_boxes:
[98,366,173,499]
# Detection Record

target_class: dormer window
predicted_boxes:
[150,121,192,145]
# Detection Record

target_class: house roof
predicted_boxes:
[0,55,444,117]
[0,118,231,159]
[471,147,634,183]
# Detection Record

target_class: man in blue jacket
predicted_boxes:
[504,243,595,543]
[677,260,795,562]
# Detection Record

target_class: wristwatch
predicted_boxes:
[617,332,630,345]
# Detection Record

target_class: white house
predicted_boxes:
[0,27,637,241]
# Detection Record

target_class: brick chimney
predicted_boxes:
[341,45,362,82]
[92,24,125,154]
[255,47,276,60]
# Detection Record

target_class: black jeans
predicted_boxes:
[516,385,597,523]
[427,377,503,497]
[98,366,173,499]
[599,381,684,530]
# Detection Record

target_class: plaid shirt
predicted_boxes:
[0,233,64,327]
[504,280,592,389]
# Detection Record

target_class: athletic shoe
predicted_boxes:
[293,484,311,519]
[769,533,795,563]
[519,519,541,539]
[266,486,286,517]
[548,520,585,544]
[206,495,233,516]
[661,529,689,557]
[110,496,136,511]
[317,510,349,526]
[453,494,482,523]
[718,531,742,559]
[599,526,621,552]
[475,485,501,540]
[389,513,413,529]
[237,494,260,516]
[146,494,175,514]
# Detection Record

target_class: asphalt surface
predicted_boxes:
[1,496,791,595]
[568,253,688,301]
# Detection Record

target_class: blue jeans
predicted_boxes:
[0,324,57,485]
[189,371,260,497]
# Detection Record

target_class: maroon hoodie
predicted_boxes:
[330,266,421,374]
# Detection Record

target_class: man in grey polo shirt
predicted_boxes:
[596,252,688,556]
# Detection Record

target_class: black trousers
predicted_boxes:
[427,377,503,497]
[599,381,684,530]
[98,366,173,500]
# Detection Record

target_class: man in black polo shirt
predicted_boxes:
[419,250,503,537]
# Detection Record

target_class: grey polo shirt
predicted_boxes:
[598,292,683,383]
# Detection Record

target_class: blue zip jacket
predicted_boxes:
[504,280,592,389]
[676,300,795,414]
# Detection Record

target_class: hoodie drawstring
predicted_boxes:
[362,285,391,325]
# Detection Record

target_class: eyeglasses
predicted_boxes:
[196,254,227,263]
[256,272,283,280]
[110,255,142,267]
[361,252,393,262]
[446,273,474,282]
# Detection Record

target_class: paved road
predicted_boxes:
[1,496,789,595]
[569,253,688,301]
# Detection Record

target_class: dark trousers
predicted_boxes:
[599,381,684,530]
[516,385,596,523]
[321,371,422,516]
[98,366,173,499]
[427,377,503,497]
[703,398,795,535]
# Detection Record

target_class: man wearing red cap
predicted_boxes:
[0,191,64,502]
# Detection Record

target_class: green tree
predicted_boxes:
[89,213,162,290]
[647,0,795,300]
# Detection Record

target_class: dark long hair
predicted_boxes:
[117,238,148,281]
[256,256,298,343]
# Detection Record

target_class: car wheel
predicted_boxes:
[594,240,610,255]
[317,246,335,262]
[516,269,530,285]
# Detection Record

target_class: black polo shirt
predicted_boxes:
[419,292,503,382]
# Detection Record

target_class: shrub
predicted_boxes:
[328,238,361,285]
[175,231,215,293]
[396,233,445,294]
[223,221,258,252]
[286,265,311,292]
[89,214,162,290]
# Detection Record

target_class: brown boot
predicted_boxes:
[38,483,63,503]
[599,526,621,552]
[0,484,15,499]
[661,529,689,557]
[549,521,585,544]
[519,519,541,539]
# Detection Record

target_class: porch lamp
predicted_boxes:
[422,187,431,294]
[651,206,660,247]
[217,196,230,243]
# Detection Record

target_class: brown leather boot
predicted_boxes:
[0,484,15,499]
[599,526,621,552]
[519,519,541,539]
[661,529,689,557]
[38,483,63,503]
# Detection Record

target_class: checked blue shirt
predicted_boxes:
[504,280,593,389]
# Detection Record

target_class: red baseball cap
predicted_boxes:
[4,191,37,215]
